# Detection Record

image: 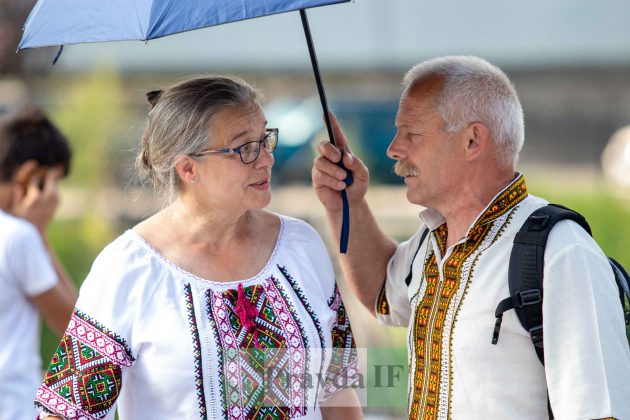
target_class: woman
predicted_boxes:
[35,76,362,419]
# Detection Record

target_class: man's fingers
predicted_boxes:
[314,155,348,181]
[313,155,350,189]
[342,151,356,169]
[321,111,352,153]
[328,112,352,153]
[317,140,342,164]
[312,166,347,191]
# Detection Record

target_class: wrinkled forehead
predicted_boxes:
[207,102,265,147]
[396,91,440,127]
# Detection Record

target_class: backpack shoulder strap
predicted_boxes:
[609,257,630,326]
[492,204,591,365]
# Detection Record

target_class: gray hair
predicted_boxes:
[137,75,260,201]
[403,56,524,168]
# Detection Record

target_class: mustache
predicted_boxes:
[393,160,418,177]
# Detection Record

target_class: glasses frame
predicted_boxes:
[191,128,278,164]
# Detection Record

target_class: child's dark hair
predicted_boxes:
[0,108,72,182]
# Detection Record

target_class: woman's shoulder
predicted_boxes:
[80,230,166,298]
[73,231,162,358]
[273,213,336,290]
[275,213,331,261]
[275,213,324,244]
[93,230,151,267]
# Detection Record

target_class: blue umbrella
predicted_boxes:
[18,0,353,253]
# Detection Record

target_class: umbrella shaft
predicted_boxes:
[299,9,336,147]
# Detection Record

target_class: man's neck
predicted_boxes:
[441,171,517,249]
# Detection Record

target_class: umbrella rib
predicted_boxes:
[145,0,159,40]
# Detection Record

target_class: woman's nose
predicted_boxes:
[254,145,274,168]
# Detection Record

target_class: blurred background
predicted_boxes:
[2,0,630,416]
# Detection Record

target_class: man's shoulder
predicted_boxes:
[546,217,606,262]
[514,194,549,217]
[500,194,549,234]
[511,196,607,262]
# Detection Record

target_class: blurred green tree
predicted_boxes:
[52,68,130,187]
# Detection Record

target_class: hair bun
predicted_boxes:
[146,90,163,109]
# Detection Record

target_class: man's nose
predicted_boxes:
[387,133,404,160]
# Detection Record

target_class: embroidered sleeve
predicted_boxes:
[35,309,135,419]
[375,280,390,315]
[320,285,359,401]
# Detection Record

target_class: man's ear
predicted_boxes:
[174,155,198,185]
[11,160,40,187]
[463,122,489,162]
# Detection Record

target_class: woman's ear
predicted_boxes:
[174,155,199,185]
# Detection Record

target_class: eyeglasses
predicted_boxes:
[191,128,278,164]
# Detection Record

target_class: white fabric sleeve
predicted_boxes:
[543,220,630,419]
[6,220,57,297]
[375,227,429,327]
[34,237,152,420]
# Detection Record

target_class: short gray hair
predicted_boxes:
[403,56,524,168]
[137,75,260,201]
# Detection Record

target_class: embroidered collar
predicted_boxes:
[419,173,528,239]
[476,173,528,226]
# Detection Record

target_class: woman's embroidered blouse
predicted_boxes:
[35,215,358,420]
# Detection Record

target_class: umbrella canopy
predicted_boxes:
[18,0,348,48]
[18,0,354,253]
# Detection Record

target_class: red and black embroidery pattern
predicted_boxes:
[207,277,308,420]
[322,284,359,400]
[35,310,134,420]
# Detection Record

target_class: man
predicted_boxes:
[312,56,630,418]
[0,108,77,420]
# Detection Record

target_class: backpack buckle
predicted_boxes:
[514,289,542,308]
[529,214,550,231]
[529,325,544,349]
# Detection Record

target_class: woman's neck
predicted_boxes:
[163,198,256,252]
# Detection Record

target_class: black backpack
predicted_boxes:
[491,204,630,418]
[492,204,630,354]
